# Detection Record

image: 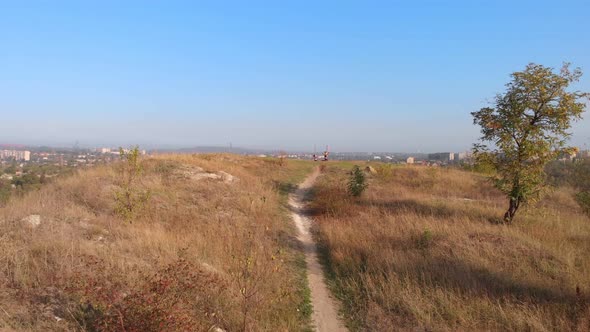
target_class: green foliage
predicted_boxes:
[575,191,590,216]
[544,159,590,216]
[417,229,433,250]
[3,165,17,174]
[572,159,590,191]
[348,166,368,197]
[12,173,42,191]
[465,158,496,175]
[572,159,590,216]
[472,63,589,223]
[153,160,178,176]
[0,180,11,205]
[545,160,575,186]
[114,146,150,222]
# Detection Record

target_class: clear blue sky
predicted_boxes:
[1,0,589,152]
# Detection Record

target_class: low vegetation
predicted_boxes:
[347,166,368,197]
[311,162,590,331]
[0,163,75,207]
[113,147,151,222]
[0,154,314,331]
[547,159,590,216]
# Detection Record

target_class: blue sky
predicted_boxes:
[1,0,589,152]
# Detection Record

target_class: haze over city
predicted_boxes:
[1,0,589,152]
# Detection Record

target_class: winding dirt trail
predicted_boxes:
[289,167,348,332]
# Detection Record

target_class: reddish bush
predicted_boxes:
[69,257,231,331]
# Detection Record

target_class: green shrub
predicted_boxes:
[575,191,590,216]
[417,229,433,250]
[348,166,368,197]
[114,146,150,222]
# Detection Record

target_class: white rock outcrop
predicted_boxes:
[177,165,238,184]
[22,215,41,228]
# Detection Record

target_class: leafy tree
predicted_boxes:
[472,63,588,223]
[348,166,368,197]
[4,164,17,174]
[12,173,42,191]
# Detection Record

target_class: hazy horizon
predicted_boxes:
[2,1,589,152]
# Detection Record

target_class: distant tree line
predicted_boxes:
[0,164,74,206]
[546,159,590,215]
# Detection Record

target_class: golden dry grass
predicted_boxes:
[0,154,315,331]
[311,163,590,331]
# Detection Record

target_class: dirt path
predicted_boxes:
[289,167,348,332]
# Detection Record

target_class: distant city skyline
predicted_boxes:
[1,1,589,151]
[2,140,590,156]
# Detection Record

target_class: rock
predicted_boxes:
[176,165,238,184]
[365,166,377,174]
[217,171,238,184]
[192,173,222,181]
[201,262,219,274]
[79,219,90,229]
[22,215,41,228]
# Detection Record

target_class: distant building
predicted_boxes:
[457,151,473,161]
[0,150,31,161]
[99,148,111,154]
[428,152,454,162]
[457,151,474,163]
[406,157,415,164]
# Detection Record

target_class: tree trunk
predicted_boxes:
[503,197,520,223]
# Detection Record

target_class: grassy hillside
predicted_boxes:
[311,163,590,331]
[0,154,314,331]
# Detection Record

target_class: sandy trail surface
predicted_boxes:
[289,167,348,332]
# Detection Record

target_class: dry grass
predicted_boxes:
[0,154,315,331]
[311,163,590,331]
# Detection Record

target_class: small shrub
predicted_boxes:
[348,166,368,197]
[575,191,590,216]
[114,146,150,222]
[153,160,178,176]
[417,229,433,250]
